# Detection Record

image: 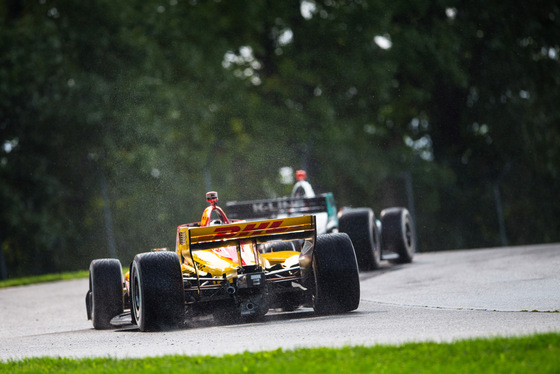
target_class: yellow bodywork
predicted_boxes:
[175,215,315,281]
[180,247,300,279]
[124,241,304,286]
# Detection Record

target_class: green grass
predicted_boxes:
[0,270,89,288]
[0,268,132,289]
[1,332,559,373]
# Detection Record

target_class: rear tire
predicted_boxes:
[312,233,360,314]
[130,252,185,331]
[339,208,380,271]
[89,259,124,330]
[380,208,416,263]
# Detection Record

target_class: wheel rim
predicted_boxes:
[403,215,414,255]
[405,221,412,247]
[372,225,381,263]
[132,267,143,326]
[90,273,95,323]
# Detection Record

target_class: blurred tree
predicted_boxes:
[394,0,560,249]
[1,0,558,276]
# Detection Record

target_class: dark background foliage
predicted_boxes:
[1,0,559,277]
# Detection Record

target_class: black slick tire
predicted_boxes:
[130,251,185,332]
[338,208,380,271]
[89,258,124,330]
[312,233,360,314]
[380,207,416,263]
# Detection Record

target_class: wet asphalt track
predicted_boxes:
[1,243,559,360]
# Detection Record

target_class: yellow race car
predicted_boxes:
[85,191,360,331]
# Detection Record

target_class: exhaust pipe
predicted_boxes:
[226,286,236,295]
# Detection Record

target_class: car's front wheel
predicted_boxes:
[380,207,416,263]
[88,258,124,330]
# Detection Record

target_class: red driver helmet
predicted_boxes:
[295,170,307,181]
[206,191,218,204]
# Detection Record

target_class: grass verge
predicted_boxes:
[1,332,558,373]
[0,270,89,288]
[0,268,132,289]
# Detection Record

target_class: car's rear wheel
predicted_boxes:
[312,233,360,314]
[89,258,124,330]
[339,208,380,271]
[130,251,185,331]
[380,208,416,263]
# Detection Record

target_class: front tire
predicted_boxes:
[312,233,360,314]
[89,259,124,330]
[380,208,416,263]
[339,208,380,271]
[130,252,185,331]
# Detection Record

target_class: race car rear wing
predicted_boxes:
[176,215,316,255]
[225,193,337,220]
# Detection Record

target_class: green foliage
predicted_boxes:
[1,333,559,373]
[0,270,88,289]
[1,0,559,276]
